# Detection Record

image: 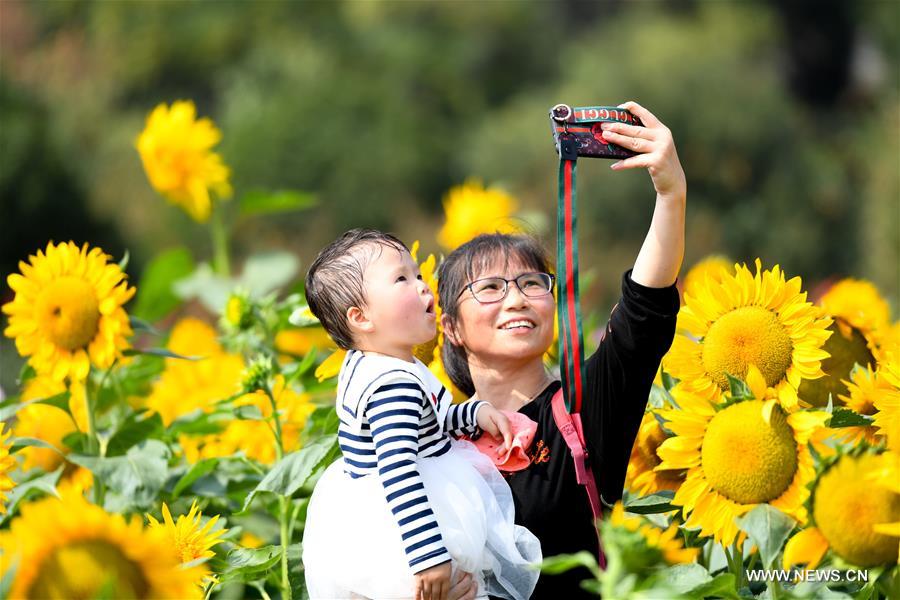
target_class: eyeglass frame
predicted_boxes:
[457,272,556,304]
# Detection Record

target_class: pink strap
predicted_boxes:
[551,389,607,569]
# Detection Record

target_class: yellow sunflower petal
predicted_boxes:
[784,527,829,570]
[315,348,347,382]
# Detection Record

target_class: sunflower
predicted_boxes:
[819,278,891,351]
[873,354,900,451]
[437,179,520,250]
[3,242,135,382]
[656,380,828,546]
[834,364,896,445]
[784,452,900,569]
[798,277,890,407]
[0,423,16,514]
[13,376,88,472]
[0,492,202,599]
[610,502,699,565]
[681,255,734,299]
[145,318,244,426]
[222,291,252,331]
[797,318,875,408]
[147,500,227,587]
[665,259,832,411]
[626,411,686,496]
[135,100,232,223]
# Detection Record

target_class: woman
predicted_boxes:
[440,102,685,597]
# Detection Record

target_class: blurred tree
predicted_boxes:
[0,79,128,289]
[0,0,895,312]
[770,0,856,107]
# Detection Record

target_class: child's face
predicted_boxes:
[357,244,436,359]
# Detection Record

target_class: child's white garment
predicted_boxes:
[302,350,541,599]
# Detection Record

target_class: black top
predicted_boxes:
[505,270,679,598]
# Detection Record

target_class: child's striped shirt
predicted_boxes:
[336,350,485,573]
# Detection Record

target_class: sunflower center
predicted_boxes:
[813,454,900,567]
[637,421,667,469]
[798,319,874,407]
[702,306,793,390]
[37,277,101,351]
[701,400,798,504]
[28,540,149,599]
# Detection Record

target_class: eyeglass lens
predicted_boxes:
[470,273,553,302]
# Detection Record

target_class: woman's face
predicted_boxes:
[447,257,555,365]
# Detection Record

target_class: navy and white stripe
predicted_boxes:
[336,352,485,573]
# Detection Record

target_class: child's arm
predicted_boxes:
[444,399,487,438]
[445,400,513,453]
[365,379,451,576]
[599,101,686,288]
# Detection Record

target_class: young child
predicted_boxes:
[302,229,541,600]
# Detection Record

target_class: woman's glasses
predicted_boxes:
[459,272,556,304]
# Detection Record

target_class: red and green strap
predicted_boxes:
[557,158,586,414]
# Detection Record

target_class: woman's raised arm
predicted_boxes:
[599,101,686,288]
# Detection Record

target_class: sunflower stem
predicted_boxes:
[84,377,107,506]
[725,541,744,590]
[279,495,293,600]
[252,582,273,600]
[265,385,292,600]
[210,206,231,277]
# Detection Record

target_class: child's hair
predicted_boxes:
[437,233,552,397]
[305,228,408,350]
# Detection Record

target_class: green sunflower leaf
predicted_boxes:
[106,412,164,457]
[725,373,752,399]
[239,189,317,217]
[131,247,195,322]
[0,555,17,600]
[123,347,200,360]
[68,439,170,509]
[828,408,873,428]
[685,572,739,599]
[128,316,160,335]
[0,391,70,422]
[624,491,676,514]
[661,371,679,392]
[9,437,64,455]
[0,467,64,525]
[538,551,599,576]
[735,504,796,569]
[219,545,282,584]
[172,458,221,498]
[239,434,338,513]
[234,405,266,421]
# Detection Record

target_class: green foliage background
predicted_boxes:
[2,0,898,391]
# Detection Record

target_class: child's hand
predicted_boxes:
[476,405,513,455]
[600,101,687,203]
[448,570,477,600]
[414,561,452,600]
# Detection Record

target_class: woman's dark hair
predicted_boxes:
[305,228,407,350]
[437,233,551,397]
